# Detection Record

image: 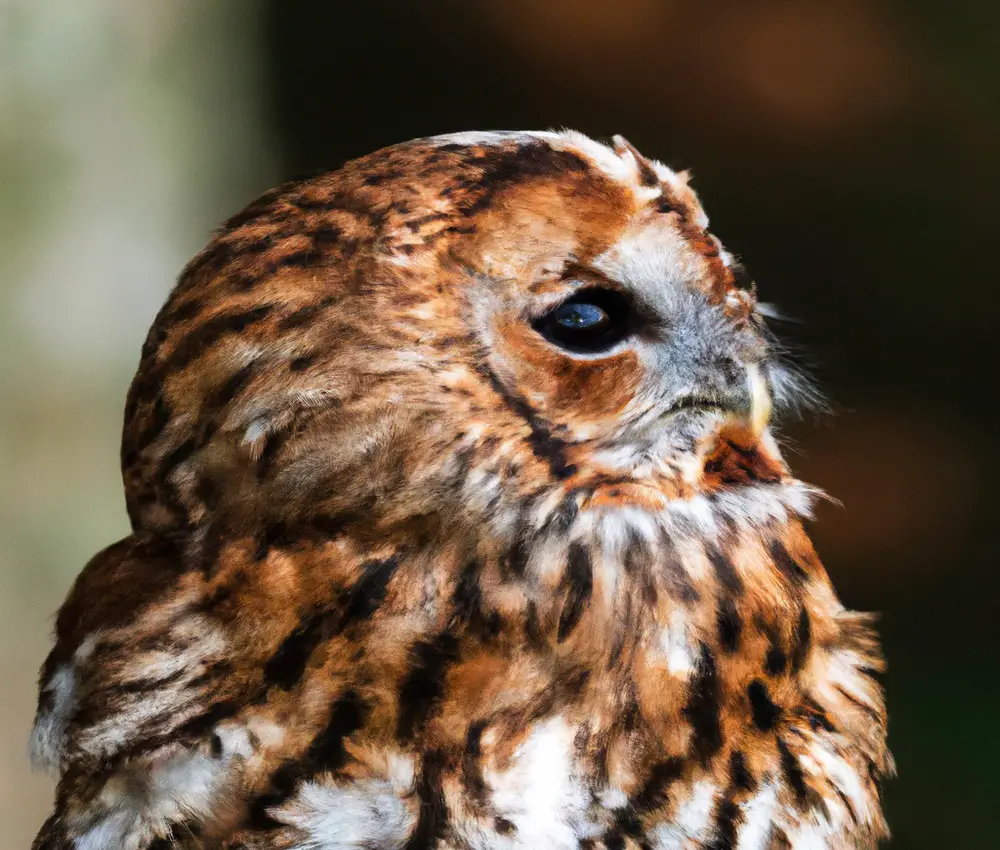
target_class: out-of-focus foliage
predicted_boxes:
[2,1,996,847]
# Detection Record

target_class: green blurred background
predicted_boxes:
[1,2,997,847]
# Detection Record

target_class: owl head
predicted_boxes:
[121,131,815,554]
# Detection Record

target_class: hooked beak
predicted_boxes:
[745,362,772,437]
[664,363,772,437]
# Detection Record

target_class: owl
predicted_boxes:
[30,130,892,850]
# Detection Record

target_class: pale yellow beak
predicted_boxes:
[746,363,772,436]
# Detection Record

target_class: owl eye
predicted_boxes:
[534,288,634,353]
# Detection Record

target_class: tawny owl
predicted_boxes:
[30,131,892,850]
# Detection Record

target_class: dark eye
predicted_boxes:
[534,288,635,353]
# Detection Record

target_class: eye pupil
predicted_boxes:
[534,287,634,354]
[555,302,608,330]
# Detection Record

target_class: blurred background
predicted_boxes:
[1,1,996,846]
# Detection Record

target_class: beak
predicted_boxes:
[745,363,772,437]
[661,362,773,436]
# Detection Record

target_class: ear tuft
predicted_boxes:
[611,135,660,188]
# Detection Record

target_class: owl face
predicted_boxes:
[454,165,775,479]
[123,131,806,541]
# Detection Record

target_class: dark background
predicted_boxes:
[2,2,996,846]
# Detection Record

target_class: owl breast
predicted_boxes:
[148,481,882,850]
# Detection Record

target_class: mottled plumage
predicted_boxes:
[31,130,891,849]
